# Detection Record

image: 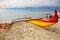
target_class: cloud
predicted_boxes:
[0,0,60,8]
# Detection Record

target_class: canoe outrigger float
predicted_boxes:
[0,10,58,30]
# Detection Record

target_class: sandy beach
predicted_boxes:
[0,19,60,40]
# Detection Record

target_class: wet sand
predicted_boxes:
[0,19,60,40]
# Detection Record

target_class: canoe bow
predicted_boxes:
[28,10,58,27]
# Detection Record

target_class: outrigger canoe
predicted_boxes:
[28,10,58,27]
[11,10,58,27]
[0,10,58,30]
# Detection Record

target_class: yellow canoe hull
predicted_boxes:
[29,20,55,27]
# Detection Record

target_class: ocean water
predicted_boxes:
[0,7,60,23]
[0,11,52,23]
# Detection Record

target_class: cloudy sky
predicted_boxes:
[0,0,60,8]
